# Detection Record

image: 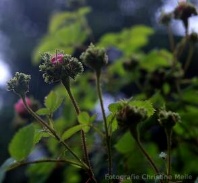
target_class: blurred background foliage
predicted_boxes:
[0,0,198,182]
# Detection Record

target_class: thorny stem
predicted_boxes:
[7,158,83,171]
[61,80,97,183]
[21,95,88,170]
[95,71,112,182]
[131,128,163,183]
[165,129,172,182]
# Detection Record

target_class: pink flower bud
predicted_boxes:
[14,97,32,118]
[51,54,64,64]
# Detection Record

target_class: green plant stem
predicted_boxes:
[21,96,88,170]
[91,124,105,139]
[131,128,163,183]
[135,139,161,174]
[7,158,83,171]
[184,44,194,74]
[167,25,174,52]
[173,37,187,66]
[95,71,112,180]
[61,80,97,183]
[165,129,172,180]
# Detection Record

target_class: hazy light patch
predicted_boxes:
[94,94,115,121]
[160,0,178,13]
[94,93,126,121]
[118,0,142,16]
[0,59,11,87]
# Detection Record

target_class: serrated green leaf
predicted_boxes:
[77,112,90,125]
[32,8,90,64]
[139,49,172,72]
[181,89,198,104]
[98,25,154,57]
[129,100,155,117]
[44,91,64,114]
[62,125,88,140]
[90,114,97,123]
[34,130,51,144]
[162,83,170,95]
[107,113,117,133]
[114,132,134,154]
[82,126,90,133]
[78,7,91,15]
[149,92,165,109]
[44,91,56,110]
[9,124,35,161]
[36,108,50,116]
[32,35,73,64]
[108,102,122,113]
[49,8,91,33]
[49,12,75,33]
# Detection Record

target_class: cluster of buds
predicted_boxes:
[7,72,31,96]
[188,32,198,44]
[116,104,148,139]
[160,1,198,32]
[80,43,108,73]
[159,12,173,26]
[174,1,197,29]
[39,52,84,84]
[158,110,181,130]
[145,63,183,96]
[122,55,140,72]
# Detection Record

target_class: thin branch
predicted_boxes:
[62,81,97,183]
[95,71,112,180]
[7,158,83,171]
[21,96,88,170]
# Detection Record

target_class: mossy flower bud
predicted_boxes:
[158,110,181,130]
[173,2,197,30]
[123,56,139,72]
[116,105,147,130]
[159,12,173,26]
[39,52,84,84]
[7,72,31,96]
[80,43,108,73]
[188,32,198,44]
